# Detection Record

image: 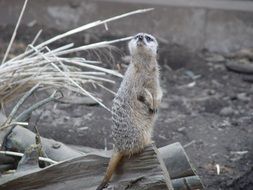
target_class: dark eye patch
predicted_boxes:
[145,36,153,42]
[134,35,139,40]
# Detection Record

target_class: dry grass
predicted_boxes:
[0,3,153,111]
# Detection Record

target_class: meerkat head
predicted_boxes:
[128,33,158,58]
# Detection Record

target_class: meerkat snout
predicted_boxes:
[137,35,143,41]
[128,33,158,57]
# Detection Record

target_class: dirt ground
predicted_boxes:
[0,25,252,190]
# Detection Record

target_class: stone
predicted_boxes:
[237,93,251,102]
[220,107,234,116]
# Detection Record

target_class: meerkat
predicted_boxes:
[96,33,162,190]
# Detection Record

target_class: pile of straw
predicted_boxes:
[0,0,152,111]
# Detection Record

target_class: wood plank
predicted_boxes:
[0,145,173,190]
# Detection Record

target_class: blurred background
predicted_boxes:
[0,0,252,189]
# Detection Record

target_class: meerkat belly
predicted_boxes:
[112,95,153,155]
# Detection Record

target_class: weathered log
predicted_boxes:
[3,126,198,181]
[0,145,174,190]
[0,130,204,189]
[0,121,203,189]
[4,126,84,161]
[172,176,203,190]
[159,143,195,179]
[70,143,196,180]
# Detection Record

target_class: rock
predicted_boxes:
[237,93,251,102]
[205,54,225,63]
[220,107,234,116]
[77,126,88,131]
[184,70,201,79]
[207,89,216,96]
[160,102,169,109]
[177,127,186,132]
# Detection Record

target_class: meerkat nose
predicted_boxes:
[138,35,143,41]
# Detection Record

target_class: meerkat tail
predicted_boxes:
[96,152,123,190]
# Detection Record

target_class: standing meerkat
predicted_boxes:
[97,33,162,190]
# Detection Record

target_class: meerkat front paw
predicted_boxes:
[137,89,156,113]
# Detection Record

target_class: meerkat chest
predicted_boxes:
[137,70,158,92]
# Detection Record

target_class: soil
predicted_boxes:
[0,25,252,190]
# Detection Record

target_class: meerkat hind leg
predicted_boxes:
[96,152,123,190]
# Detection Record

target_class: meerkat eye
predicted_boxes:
[145,36,153,42]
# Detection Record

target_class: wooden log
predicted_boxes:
[3,127,195,178]
[0,145,173,190]
[4,125,84,161]
[0,126,203,190]
[1,124,203,189]
[2,126,201,182]
[71,143,196,180]
[159,143,195,179]
[172,176,203,190]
